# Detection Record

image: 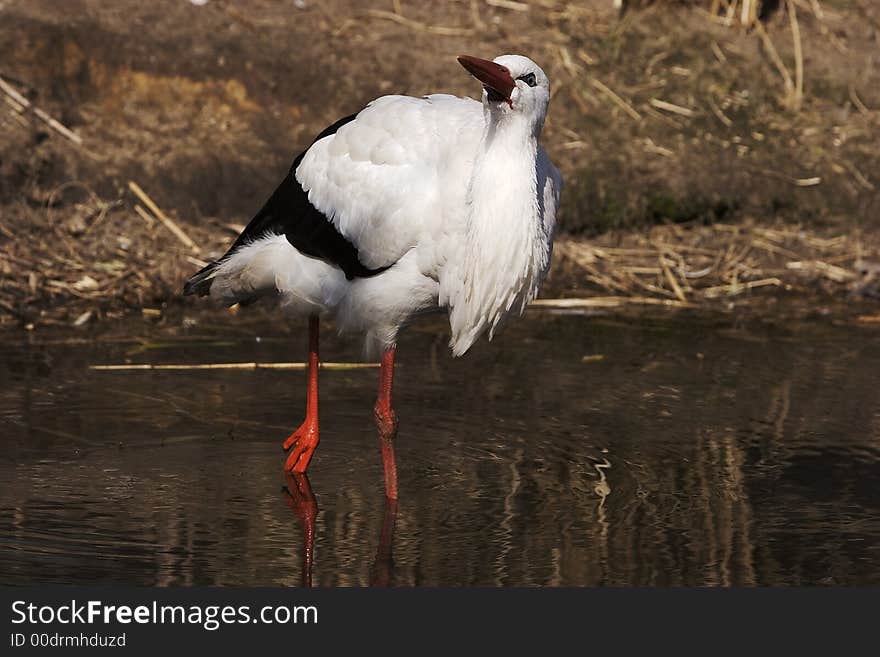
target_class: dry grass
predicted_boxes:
[2,188,876,330]
[0,182,224,329]
[552,219,880,305]
[555,0,878,233]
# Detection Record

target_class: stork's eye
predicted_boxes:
[518,73,537,87]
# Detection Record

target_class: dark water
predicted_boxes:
[1,310,879,586]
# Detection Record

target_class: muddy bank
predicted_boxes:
[2,1,876,222]
[0,0,878,328]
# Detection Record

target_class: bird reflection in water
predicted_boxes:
[283,474,399,587]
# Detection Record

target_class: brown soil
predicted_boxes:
[0,0,878,329]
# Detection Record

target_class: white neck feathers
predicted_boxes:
[447,112,546,356]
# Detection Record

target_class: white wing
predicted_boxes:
[295,94,485,269]
[538,146,562,260]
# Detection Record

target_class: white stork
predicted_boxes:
[184,54,561,499]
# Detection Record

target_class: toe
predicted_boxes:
[284,448,302,473]
[283,432,299,451]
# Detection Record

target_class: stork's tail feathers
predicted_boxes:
[182,234,346,312]
[183,261,220,297]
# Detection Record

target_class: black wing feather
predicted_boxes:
[183,113,389,297]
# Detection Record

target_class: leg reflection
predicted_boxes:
[370,496,399,587]
[283,473,317,587]
[283,474,400,587]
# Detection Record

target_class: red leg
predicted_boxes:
[284,315,320,473]
[282,474,317,588]
[374,347,399,500]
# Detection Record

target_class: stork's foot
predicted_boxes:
[374,403,399,500]
[283,419,320,474]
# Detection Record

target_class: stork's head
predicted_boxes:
[457,54,550,125]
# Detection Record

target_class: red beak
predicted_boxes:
[457,55,516,103]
